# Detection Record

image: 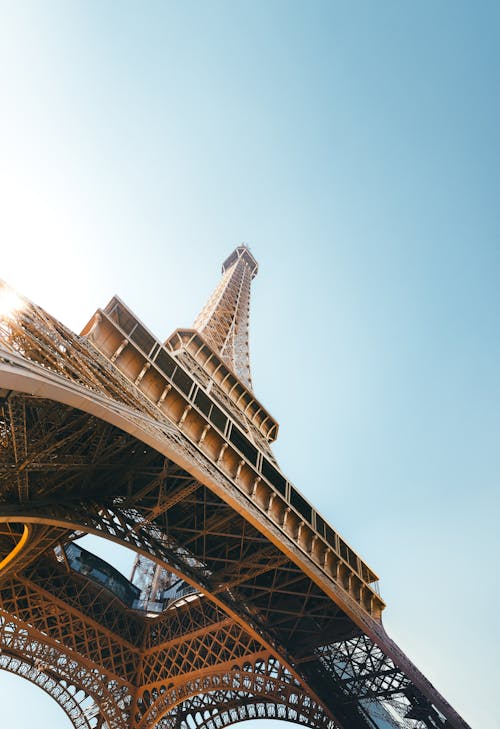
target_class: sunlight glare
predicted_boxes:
[0,287,25,319]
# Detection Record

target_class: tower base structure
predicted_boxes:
[0,248,471,729]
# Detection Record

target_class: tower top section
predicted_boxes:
[221,245,258,279]
[193,245,257,389]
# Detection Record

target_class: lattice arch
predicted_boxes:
[155,700,335,729]
[0,654,100,729]
[154,694,337,729]
[0,614,133,729]
[135,659,337,729]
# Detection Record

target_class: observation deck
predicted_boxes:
[82,295,384,619]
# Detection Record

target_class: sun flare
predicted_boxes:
[0,287,25,320]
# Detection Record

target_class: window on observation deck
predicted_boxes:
[154,348,176,377]
[290,487,312,523]
[63,542,140,607]
[229,424,258,465]
[130,322,156,356]
[261,458,287,496]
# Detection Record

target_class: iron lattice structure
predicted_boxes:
[0,245,470,729]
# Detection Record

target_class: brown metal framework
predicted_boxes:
[0,248,471,729]
[192,246,257,389]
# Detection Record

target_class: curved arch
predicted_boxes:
[0,523,29,572]
[0,501,333,729]
[135,660,336,729]
[0,613,132,729]
[0,522,68,579]
[0,362,257,595]
[157,700,334,729]
[0,652,99,729]
[0,354,215,489]
[0,505,213,606]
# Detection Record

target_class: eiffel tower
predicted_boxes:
[0,246,471,729]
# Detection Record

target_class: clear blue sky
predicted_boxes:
[0,2,498,728]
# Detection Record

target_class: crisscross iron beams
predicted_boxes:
[0,294,160,418]
[0,652,102,729]
[0,613,132,729]
[0,570,140,684]
[210,544,289,593]
[171,699,333,729]
[5,397,28,501]
[143,598,229,651]
[135,655,337,729]
[24,556,144,649]
[139,619,266,688]
[150,480,358,651]
[193,247,256,389]
[0,395,157,503]
[124,471,201,533]
[318,635,411,702]
[0,521,69,579]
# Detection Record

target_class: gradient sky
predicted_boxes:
[0,2,498,728]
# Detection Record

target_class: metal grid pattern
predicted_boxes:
[193,246,255,389]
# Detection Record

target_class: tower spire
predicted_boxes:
[193,245,258,389]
